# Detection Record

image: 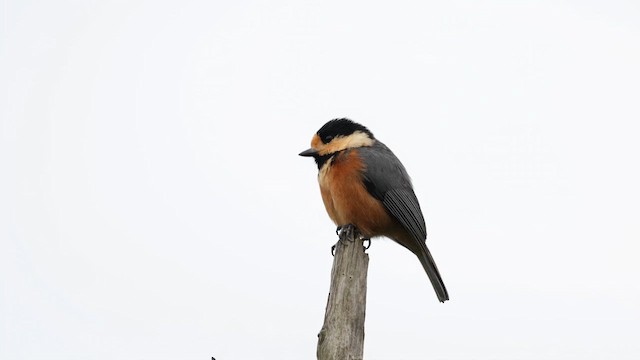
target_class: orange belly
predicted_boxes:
[318,149,395,238]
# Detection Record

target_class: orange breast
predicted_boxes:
[318,149,395,238]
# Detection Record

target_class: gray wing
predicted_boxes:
[360,142,449,302]
[358,142,427,241]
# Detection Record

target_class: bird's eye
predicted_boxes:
[323,135,334,143]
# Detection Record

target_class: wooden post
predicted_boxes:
[317,228,369,360]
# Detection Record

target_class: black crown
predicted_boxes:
[317,118,374,144]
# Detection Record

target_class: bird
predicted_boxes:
[299,118,449,302]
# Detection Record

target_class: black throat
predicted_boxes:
[314,152,336,170]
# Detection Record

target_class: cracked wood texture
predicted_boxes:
[317,231,369,360]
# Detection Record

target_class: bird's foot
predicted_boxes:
[338,224,357,242]
[331,224,370,255]
[331,224,355,256]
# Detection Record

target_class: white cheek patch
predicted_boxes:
[323,131,374,154]
[344,131,374,148]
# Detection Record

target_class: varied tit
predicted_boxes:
[299,118,449,303]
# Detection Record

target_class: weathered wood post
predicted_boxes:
[317,228,369,360]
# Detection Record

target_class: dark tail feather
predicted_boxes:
[416,243,449,302]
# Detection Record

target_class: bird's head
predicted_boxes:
[299,118,375,160]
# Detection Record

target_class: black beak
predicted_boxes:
[299,148,318,157]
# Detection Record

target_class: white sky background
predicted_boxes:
[1,0,639,359]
